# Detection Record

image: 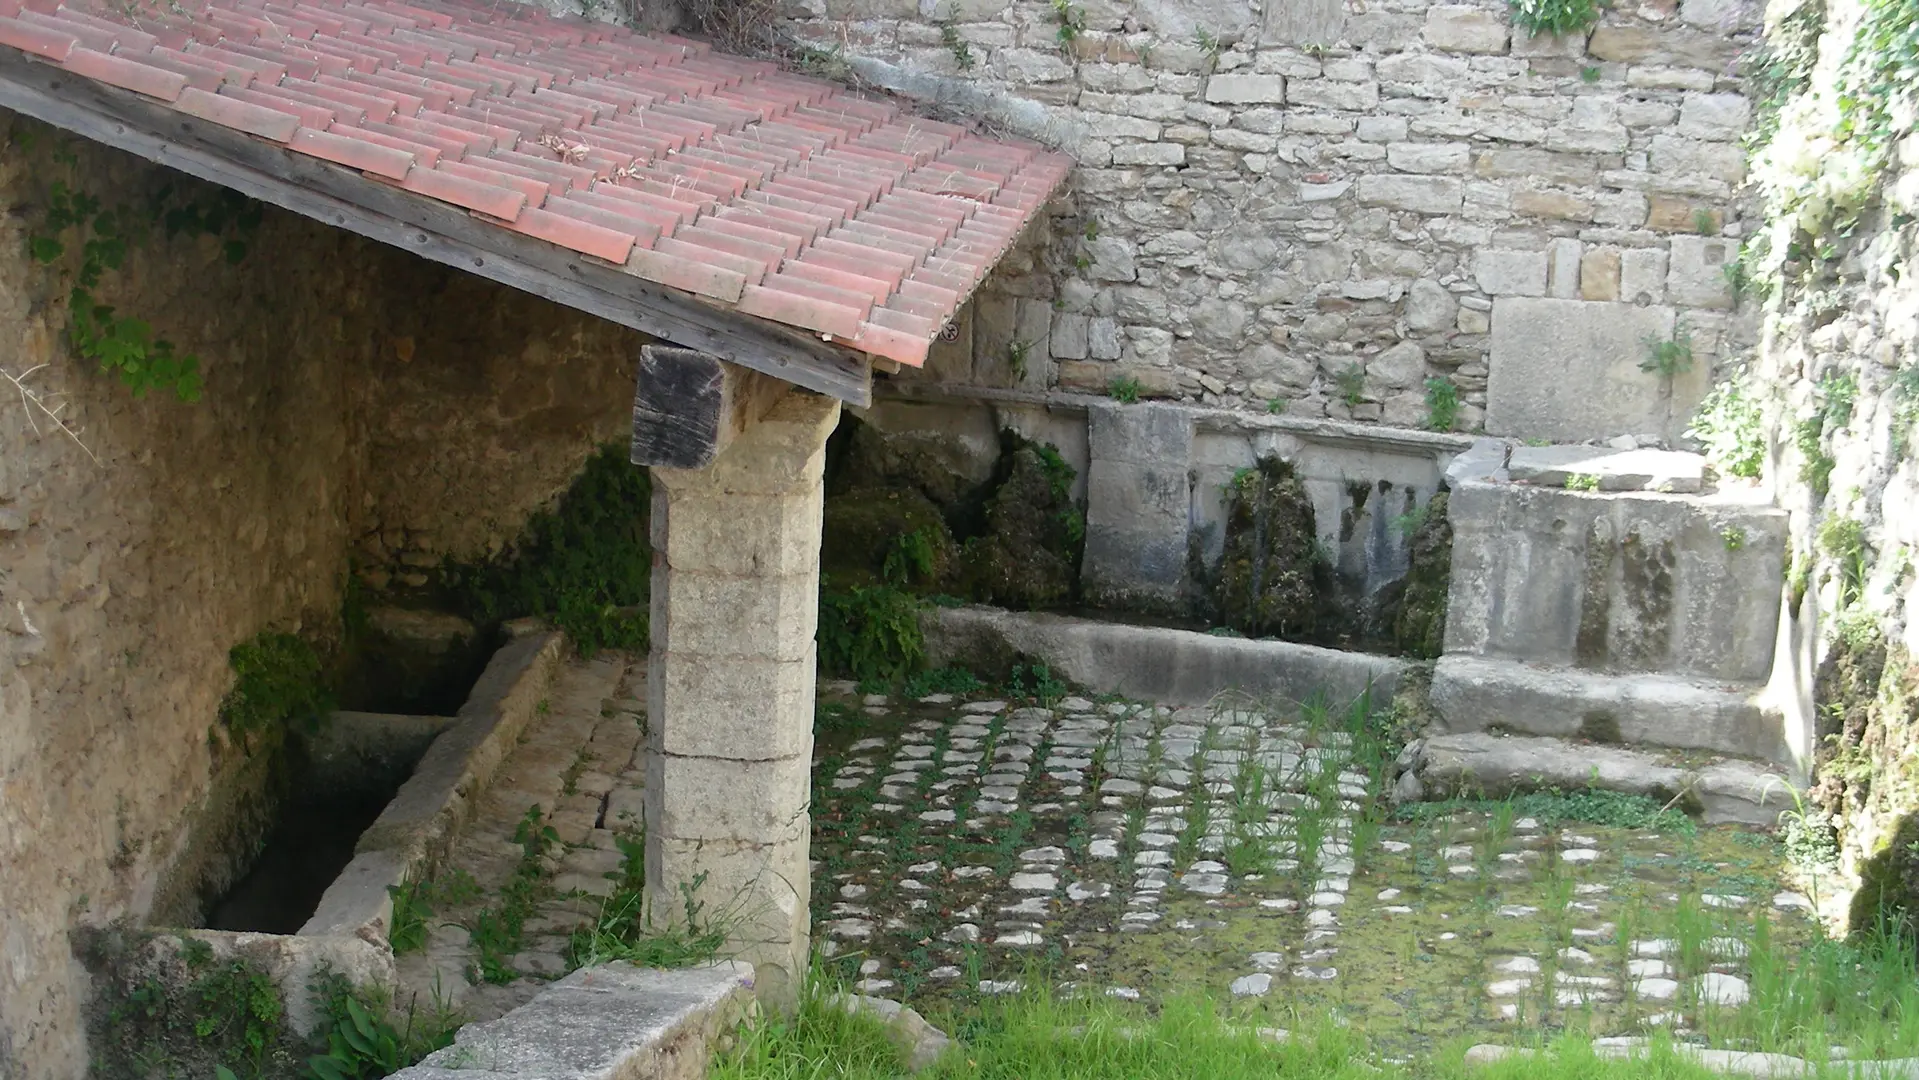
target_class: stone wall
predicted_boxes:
[0,114,639,1079]
[797,0,1764,439]
[1736,0,1919,928]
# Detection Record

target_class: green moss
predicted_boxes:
[821,486,958,590]
[445,443,651,655]
[1214,458,1330,639]
[1391,492,1453,660]
[959,442,1083,609]
[219,633,329,737]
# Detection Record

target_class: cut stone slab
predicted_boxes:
[1431,655,1788,767]
[1506,446,1706,494]
[1485,297,1704,443]
[1418,731,1791,826]
[923,605,1405,707]
[392,961,756,1080]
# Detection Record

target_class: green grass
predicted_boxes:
[1394,789,1696,835]
[709,987,1751,1079]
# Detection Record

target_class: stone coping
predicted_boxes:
[923,603,1407,707]
[1465,1041,1919,1077]
[875,381,1478,456]
[391,961,757,1080]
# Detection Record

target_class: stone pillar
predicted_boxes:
[1080,401,1194,614]
[644,387,839,1011]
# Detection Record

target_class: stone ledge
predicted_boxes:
[301,625,568,940]
[1417,731,1793,827]
[875,379,1477,458]
[923,604,1406,707]
[1430,654,1789,766]
[392,961,758,1080]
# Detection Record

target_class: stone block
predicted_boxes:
[1051,313,1090,359]
[646,834,810,1003]
[1357,116,1409,142]
[1082,113,1162,140]
[1423,5,1509,53]
[1111,142,1187,166]
[1506,446,1704,492]
[1511,27,1584,56]
[1667,235,1735,309]
[1472,249,1547,296]
[1084,236,1137,282]
[1512,189,1593,221]
[1204,73,1286,103]
[1485,297,1702,443]
[1647,197,1721,232]
[648,752,811,845]
[653,653,815,760]
[1089,318,1123,359]
[1474,148,1605,186]
[1547,238,1581,299]
[1287,79,1380,110]
[1627,65,1718,91]
[1368,340,1426,389]
[655,492,819,578]
[1386,141,1470,173]
[1082,402,1193,612]
[1649,134,1746,183]
[650,567,818,663]
[1620,248,1669,304]
[1580,247,1622,301]
[1357,174,1464,214]
[395,962,757,1080]
[1677,92,1751,140]
[1442,480,1788,685]
[1406,278,1457,332]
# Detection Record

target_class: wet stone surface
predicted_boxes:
[810,684,1815,1058]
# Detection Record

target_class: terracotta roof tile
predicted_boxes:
[2,0,1071,365]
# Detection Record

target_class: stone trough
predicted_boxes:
[111,624,567,1036]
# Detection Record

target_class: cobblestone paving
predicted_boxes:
[811,682,1816,1058]
[394,653,647,1023]
[389,658,1815,1059]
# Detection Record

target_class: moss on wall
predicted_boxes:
[1214,458,1331,640]
[1391,492,1454,661]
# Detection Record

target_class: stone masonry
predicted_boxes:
[792,0,1763,437]
[646,387,843,1011]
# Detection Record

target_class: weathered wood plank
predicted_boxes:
[630,345,793,468]
[0,50,873,406]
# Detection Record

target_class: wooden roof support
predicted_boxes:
[0,49,873,406]
[630,345,798,469]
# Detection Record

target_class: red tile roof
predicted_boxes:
[0,0,1073,367]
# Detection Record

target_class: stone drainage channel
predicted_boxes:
[811,682,1817,1060]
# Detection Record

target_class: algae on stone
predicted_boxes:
[1214,458,1331,640]
[821,485,959,590]
[1391,492,1454,660]
[960,444,1083,610]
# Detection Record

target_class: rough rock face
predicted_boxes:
[961,446,1082,609]
[1214,458,1330,639]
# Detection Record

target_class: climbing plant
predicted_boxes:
[19,124,264,403]
[1508,0,1600,37]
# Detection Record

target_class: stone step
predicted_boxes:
[390,961,756,1080]
[1411,731,1795,828]
[1431,655,1789,767]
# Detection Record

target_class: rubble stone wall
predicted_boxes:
[0,115,637,1079]
[799,0,1763,439]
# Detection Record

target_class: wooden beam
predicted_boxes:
[629,345,792,468]
[0,50,873,407]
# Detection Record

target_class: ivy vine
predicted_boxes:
[21,132,263,403]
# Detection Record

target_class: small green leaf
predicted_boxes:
[29,236,63,262]
[224,240,248,264]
